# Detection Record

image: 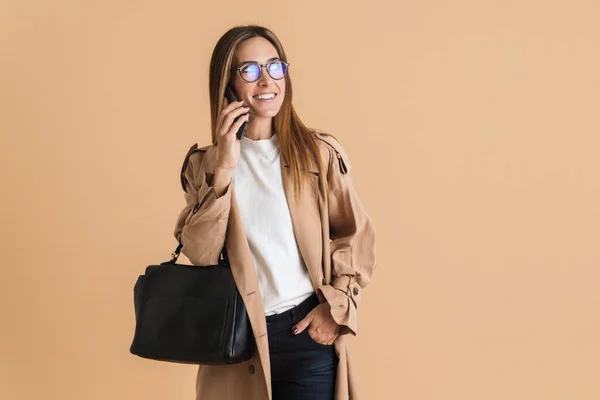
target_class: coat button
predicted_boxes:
[248,365,255,374]
[352,287,359,296]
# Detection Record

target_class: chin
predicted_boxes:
[254,108,282,118]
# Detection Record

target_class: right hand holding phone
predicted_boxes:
[215,98,249,170]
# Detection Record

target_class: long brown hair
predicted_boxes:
[208,25,326,199]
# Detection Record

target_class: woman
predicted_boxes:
[173,25,376,400]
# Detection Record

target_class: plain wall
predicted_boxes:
[1,0,599,399]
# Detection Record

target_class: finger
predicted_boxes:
[216,99,228,132]
[216,99,244,134]
[226,113,249,138]
[222,99,244,115]
[292,313,313,334]
[224,106,250,129]
[218,103,248,137]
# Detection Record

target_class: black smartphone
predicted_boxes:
[225,85,248,140]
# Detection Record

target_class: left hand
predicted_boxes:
[292,302,341,345]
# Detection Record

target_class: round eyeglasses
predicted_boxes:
[230,60,290,83]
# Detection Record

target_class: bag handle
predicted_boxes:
[169,240,229,266]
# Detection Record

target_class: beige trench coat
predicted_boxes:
[173,132,376,400]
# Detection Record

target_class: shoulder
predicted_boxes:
[180,143,213,192]
[312,130,350,175]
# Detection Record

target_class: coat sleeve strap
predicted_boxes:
[180,143,211,192]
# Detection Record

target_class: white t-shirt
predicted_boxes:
[232,133,315,316]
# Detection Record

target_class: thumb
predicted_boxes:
[292,312,313,335]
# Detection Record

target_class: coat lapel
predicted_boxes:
[280,154,323,291]
[224,187,273,398]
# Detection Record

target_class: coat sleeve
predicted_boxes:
[173,146,233,266]
[316,135,377,336]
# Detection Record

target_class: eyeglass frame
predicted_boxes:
[230,60,291,82]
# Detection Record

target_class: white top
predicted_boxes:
[232,133,315,316]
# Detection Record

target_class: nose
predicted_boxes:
[257,65,274,85]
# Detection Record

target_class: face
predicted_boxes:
[230,37,286,119]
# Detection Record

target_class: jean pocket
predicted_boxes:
[302,329,334,348]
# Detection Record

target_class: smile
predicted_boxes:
[253,93,276,100]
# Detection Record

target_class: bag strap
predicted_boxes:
[169,241,229,266]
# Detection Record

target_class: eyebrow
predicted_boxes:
[239,57,281,64]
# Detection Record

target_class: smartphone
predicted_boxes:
[225,84,248,140]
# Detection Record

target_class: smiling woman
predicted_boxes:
[206,27,327,202]
[223,42,286,131]
[230,49,286,118]
[172,25,377,400]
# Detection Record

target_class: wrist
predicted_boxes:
[211,167,233,197]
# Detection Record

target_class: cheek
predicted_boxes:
[279,85,286,102]
[233,80,254,100]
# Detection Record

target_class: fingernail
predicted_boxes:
[292,327,298,334]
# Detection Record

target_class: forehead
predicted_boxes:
[233,37,280,65]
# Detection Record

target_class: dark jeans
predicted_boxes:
[266,292,339,400]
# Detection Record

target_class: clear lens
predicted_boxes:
[268,61,285,79]
[241,64,260,82]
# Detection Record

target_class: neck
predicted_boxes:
[244,115,274,140]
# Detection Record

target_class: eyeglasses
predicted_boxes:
[230,60,290,83]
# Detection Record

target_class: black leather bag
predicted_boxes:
[129,243,254,364]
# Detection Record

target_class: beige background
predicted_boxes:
[1,0,599,399]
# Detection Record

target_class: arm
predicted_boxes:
[316,136,377,336]
[173,148,233,266]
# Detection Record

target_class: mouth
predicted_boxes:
[252,92,277,102]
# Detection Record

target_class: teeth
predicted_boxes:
[253,93,275,100]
